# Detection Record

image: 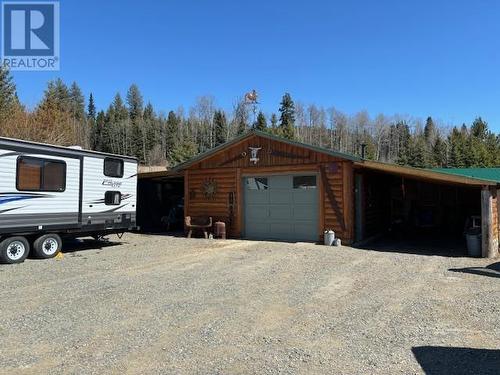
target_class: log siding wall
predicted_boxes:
[184,134,355,243]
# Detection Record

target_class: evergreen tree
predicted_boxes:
[470,117,488,141]
[395,121,411,165]
[278,93,296,139]
[165,111,179,159]
[0,66,18,126]
[253,111,267,131]
[408,135,427,168]
[423,116,436,145]
[270,113,278,129]
[126,84,143,124]
[87,93,96,120]
[143,102,154,121]
[143,102,158,160]
[169,138,198,165]
[94,111,106,151]
[233,100,248,136]
[213,110,228,146]
[432,137,447,167]
[69,82,85,121]
[448,126,467,167]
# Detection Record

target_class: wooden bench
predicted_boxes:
[185,216,212,239]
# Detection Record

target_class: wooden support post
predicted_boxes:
[184,170,189,234]
[235,168,242,238]
[343,162,354,244]
[481,187,497,258]
[318,164,325,242]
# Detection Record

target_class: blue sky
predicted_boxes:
[10,0,500,130]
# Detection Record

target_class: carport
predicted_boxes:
[137,169,184,232]
[353,161,499,257]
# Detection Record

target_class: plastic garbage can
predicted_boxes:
[465,228,481,257]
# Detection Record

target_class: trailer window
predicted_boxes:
[17,157,66,192]
[105,191,121,205]
[104,158,124,178]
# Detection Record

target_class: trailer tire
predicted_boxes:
[0,236,30,264]
[33,234,62,259]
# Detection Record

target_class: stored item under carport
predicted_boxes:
[465,228,481,257]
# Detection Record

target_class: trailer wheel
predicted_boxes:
[0,236,30,264]
[33,234,62,259]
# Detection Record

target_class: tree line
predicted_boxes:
[0,67,498,169]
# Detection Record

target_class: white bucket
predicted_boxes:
[324,230,335,246]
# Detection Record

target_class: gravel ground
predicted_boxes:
[0,233,499,375]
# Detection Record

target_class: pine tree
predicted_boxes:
[395,121,411,165]
[270,113,278,129]
[448,126,467,167]
[165,111,179,159]
[432,137,447,167]
[126,84,143,124]
[408,135,427,168]
[94,111,106,152]
[0,66,18,127]
[69,82,85,121]
[87,94,97,150]
[213,110,228,146]
[278,93,296,140]
[423,116,436,145]
[169,138,198,165]
[87,93,96,120]
[470,117,488,141]
[125,85,145,160]
[34,79,74,144]
[253,111,267,131]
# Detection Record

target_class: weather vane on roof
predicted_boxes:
[244,89,259,125]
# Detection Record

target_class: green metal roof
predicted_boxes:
[172,130,361,171]
[431,168,500,183]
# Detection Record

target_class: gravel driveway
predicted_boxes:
[0,233,499,374]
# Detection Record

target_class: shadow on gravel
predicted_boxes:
[62,238,122,254]
[356,233,467,258]
[412,346,500,375]
[449,262,500,279]
[134,230,186,238]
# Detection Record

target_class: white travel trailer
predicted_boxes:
[0,137,138,263]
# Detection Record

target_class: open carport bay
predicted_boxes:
[355,169,485,256]
[0,234,498,374]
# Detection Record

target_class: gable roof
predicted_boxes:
[172,130,361,171]
[168,130,499,187]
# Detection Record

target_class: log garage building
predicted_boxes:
[138,130,500,258]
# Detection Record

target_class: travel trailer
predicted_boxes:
[0,137,138,263]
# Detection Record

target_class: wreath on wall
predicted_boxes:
[203,178,218,200]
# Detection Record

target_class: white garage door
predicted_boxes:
[244,174,318,242]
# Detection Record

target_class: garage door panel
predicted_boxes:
[269,190,291,204]
[246,190,269,204]
[293,223,317,240]
[246,205,269,220]
[246,222,270,238]
[293,205,316,220]
[269,223,292,237]
[269,205,292,220]
[293,190,317,204]
[244,175,318,242]
[269,175,290,188]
